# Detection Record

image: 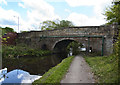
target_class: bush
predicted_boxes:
[114,30,120,57]
[67,41,82,55]
[2,45,51,58]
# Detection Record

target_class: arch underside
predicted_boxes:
[53,39,75,53]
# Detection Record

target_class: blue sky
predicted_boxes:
[0,0,112,32]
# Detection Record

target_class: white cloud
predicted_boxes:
[65,9,71,13]
[0,0,7,5]
[65,0,94,7]
[20,0,60,19]
[0,6,32,32]
[0,0,60,32]
[67,12,106,26]
[65,0,112,7]
[18,0,60,30]
[0,0,113,32]
[18,3,25,8]
[65,0,112,26]
[45,0,65,2]
[65,0,112,16]
[0,7,20,31]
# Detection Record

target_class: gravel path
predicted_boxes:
[61,55,95,83]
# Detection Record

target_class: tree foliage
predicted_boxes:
[41,20,58,30]
[104,0,120,24]
[67,41,82,55]
[57,20,74,28]
[0,27,16,45]
[0,27,15,35]
[114,30,120,57]
[41,20,74,30]
[2,44,51,58]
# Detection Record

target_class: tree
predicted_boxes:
[4,27,14,32]
[67,41,82,55]
[41,20,58,30]
[0,27,16,45]
[0,27,15,35]
[56,20,74,28]
[40,20,74,30]
[104,0,120,25]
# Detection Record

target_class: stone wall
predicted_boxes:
[17,25,118,55]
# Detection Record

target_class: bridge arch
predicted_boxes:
[52,38,76,49]
[53,39,75,53]
[52,38,82,53]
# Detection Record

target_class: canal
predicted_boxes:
[2,53,68,75]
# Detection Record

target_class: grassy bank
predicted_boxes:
[33,56,74,84]
[84,55,118,83]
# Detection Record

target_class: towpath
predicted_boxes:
[61,55,95,83]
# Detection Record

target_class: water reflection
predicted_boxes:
[2,53,67,75]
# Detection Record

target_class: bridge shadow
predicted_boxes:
[53,39,74,54]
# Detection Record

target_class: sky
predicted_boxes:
[0,0,112,32]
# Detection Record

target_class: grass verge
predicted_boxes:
[33,56,74,84]
[84,55,118,83]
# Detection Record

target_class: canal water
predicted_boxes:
[2,53,68,75]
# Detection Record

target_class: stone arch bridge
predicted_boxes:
[17,25,118,56]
